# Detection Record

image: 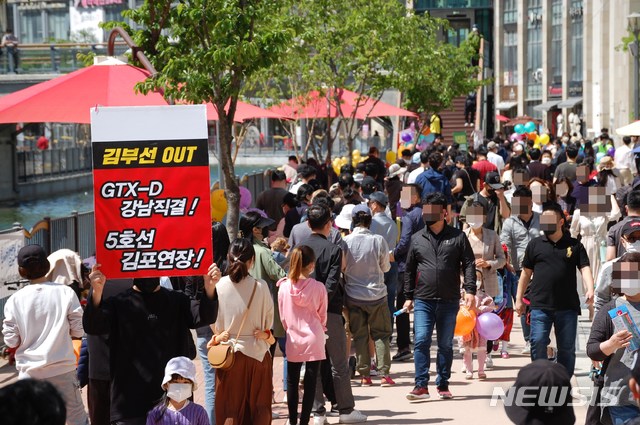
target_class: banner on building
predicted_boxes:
[0,229,24,285]
[91,105,212,279]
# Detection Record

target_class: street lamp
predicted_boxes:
[628,13,640,119]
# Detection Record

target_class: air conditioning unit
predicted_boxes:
[533,68,543,83]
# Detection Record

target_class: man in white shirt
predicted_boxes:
[487,141,505,173]
[2,244,88,425]
[615,136,638,186]
[406,150,429,184]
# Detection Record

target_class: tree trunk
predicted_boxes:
[218,108,240,242]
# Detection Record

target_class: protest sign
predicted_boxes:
[91,105,212,279]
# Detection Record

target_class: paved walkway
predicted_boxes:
[0,309,594,424]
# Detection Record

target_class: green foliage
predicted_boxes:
[617,30,640,52]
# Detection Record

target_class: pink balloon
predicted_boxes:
[509,133,519,142]
[239,186,252,211]
[475,312,505,340]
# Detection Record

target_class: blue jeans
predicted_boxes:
[385,262,398,332]
[608,405,640,425]
[413,299,459,389]
[529,309,578,376]
[278,336,288,392]
[197,328,216,425]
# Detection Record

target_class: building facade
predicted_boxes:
[494,0,640,139]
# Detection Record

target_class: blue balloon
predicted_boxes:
[524,121,536,133]
[514,124,525,134]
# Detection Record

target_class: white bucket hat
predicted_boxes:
[335,204,356,230]
[161,356,197,390]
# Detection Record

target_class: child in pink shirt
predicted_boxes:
[461,269,495,380]
[277,245,327,425]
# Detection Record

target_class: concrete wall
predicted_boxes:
[0,144,14,202]
[15,173,93,201]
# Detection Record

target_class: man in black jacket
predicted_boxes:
[404,192,476,401]
[84,266,220,425]
[303,204,367,424]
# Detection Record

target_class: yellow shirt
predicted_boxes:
[430,114,441,134]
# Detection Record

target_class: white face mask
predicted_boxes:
[541,157,552,165]
[167,383,192,403]
[626,240,640,253]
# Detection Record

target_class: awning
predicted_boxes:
[533,100,561,112]
[496,114,510,122]
[557,97,583,108]
[495,101,517,110]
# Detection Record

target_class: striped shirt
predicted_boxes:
[146,401,209,425]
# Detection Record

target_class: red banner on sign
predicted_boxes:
[92,139,213,279]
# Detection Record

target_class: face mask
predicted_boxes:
[625,240,640,253]
[543,229,556,239]
[134,278,160,294]
[167,383,192,403]
[424,218,439,227]
[541,157,551,165]
[467,220,483,229]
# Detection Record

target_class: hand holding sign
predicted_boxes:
[89,264,107,307]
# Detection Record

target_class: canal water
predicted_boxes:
[0,164,271,230]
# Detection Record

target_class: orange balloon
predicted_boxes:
[72,339,82,365]
[527,132,538,141]
[454,306,477,337]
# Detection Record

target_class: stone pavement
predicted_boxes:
[0,308,595,424]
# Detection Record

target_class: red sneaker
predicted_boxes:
[360,376,373,386]
[380,375,396,387]
[406,386,430,400]
[437,386,453,399]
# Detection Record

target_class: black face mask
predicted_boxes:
[134,277,160,294]
[261,227,269,239]
[486,188,496,196]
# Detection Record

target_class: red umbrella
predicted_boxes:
[496,114,510,122]
[205,100,288,122]
[271,88,416,120]
[0,59,167,124]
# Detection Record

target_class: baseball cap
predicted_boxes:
[487,141,498,150]
[504,360,575,425]
[18,244,50,271]
[239,211,275,238]
[622,217,640,237]
[352,204,372,217]
[485,171,504,190]
[161,356,198,390]
[368,191,388,207]
[412,152,422,164]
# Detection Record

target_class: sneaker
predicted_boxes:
[465,371,473,380]
[437,386,453,399]
[492,341,499,352]
[380,375,396,387]
[338,409,367,423]
[272,411,281,419]
[501,351,510,359]
[522,342,531,354]
[327,405,340,417]
[313,415,328,425]
[369,361,379,376]
[360,376,373,386]
[478,372,487,380]
[406,386,430,400]
[485,355,494,370]
[392,350,413,362]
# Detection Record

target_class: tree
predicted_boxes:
[122,0,293,240]
[250,1,481,163]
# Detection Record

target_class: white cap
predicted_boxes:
[335,204,356,230]
[161,356,197,390]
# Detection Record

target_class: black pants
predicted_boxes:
[287,360,321,425]
[88,378,111,425]
[395,272,411,351]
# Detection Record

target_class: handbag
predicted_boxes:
[207,279,257,369]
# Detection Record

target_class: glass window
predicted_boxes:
[551,0,562,83]
[570,0,583,83]
[48,9,70,41]
[19,10,43,44]
[526,0,542,100]
[502,0,518,85]
[503,0,517,25]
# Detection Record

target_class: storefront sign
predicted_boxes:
[74,0,124,7]
[569,81,583,97]
[91,105,213,279]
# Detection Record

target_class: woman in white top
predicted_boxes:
[208,238,274,425]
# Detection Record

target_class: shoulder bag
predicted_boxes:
[207,279,258,369]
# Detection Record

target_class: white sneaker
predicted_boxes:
[485,355,494,370]
[314,415,328,425]
[272,411,280,419]
[339,409,367,423]
[465,371,473,380]
[522,342,531,355]
[282,392,287,404]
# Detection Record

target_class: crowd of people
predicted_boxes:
[2,130,640,425]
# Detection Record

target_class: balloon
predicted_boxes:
[514,124,525,134]
[386,150,397,164]
[352,149,361,157]
[528,132,538,141]
[405,143,414,151]
[524,121,536,133]
[454,306,477,337]
[332,164,340,175]
[476,312,505,340]
[210,189,228,221]
[596,152,605,164]
[539,134,550,145]
[401,132,413,142]
[509,133,519,142]
[607,147,615,157]
[239,186,252,211]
